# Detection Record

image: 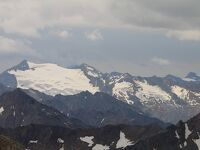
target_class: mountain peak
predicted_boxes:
[11,59,30,71]
[164,74,182,81]
[185,72,200,81]
[2,60,100,96]
[186,72,197,77]
[80,63,92,67]
[13,60,62,71]
[72,63,97,71]
[71,63,102,78]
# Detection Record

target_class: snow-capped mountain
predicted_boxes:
[1,60,200,123]
[0,60,99,96]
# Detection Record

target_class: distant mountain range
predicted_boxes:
[0,84,166,150]
[0,60,200,123]
[0,60,200,149]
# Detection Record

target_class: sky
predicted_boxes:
[0,0,200,77]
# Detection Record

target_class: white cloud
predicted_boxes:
[0,0,200,41]
[52,30,72,38]
[85,30,103,41]
[0,0,41,37]
[0,36,33,54]
[0,0,117,38]
[166,30,200,41]
[151,57,170,65]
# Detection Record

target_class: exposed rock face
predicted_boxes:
[0,124,162,150]
[123,113,200,150]
[1,112,200,150]
[0,89,86,128]
[0,83,11,96]
[42,91,167,128]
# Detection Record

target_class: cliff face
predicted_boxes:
[122,113,200,150]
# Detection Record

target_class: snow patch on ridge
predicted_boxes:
[185,123,192,139]
[80,136,94,147]
[8,61,99,96]
[171,85,189,100]
[193,133,200,149]
[29,140,38,144]
[57,138,64,144]
[113,82,134,104]
[88,71,99,78]
[135,80,171,104]
[171,85,200,105]
[182,78,196,82]
[92,144,110,150]
[175,130,180,139]
[0,107,4,115]
[116,131,134,149]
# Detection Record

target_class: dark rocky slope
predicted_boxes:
[0,135,24,150]
[42,91,167,128]
[0,89,85,128]
[123,112,200,150]
[0,124,162,150]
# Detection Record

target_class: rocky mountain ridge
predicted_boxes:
[0,60,200,123]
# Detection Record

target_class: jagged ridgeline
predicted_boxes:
[0,60,200,149]
[0,60,200,123]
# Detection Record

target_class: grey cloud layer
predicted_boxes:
[0,0,200,38]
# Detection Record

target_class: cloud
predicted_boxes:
[0,0,41,37]
[85,30,103,41]
[151,57,170,65]
[0,36,33,54]
[52,30,72,38]
[0,0,200,41]
[166,30,200,41]
[0,0,116,38]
